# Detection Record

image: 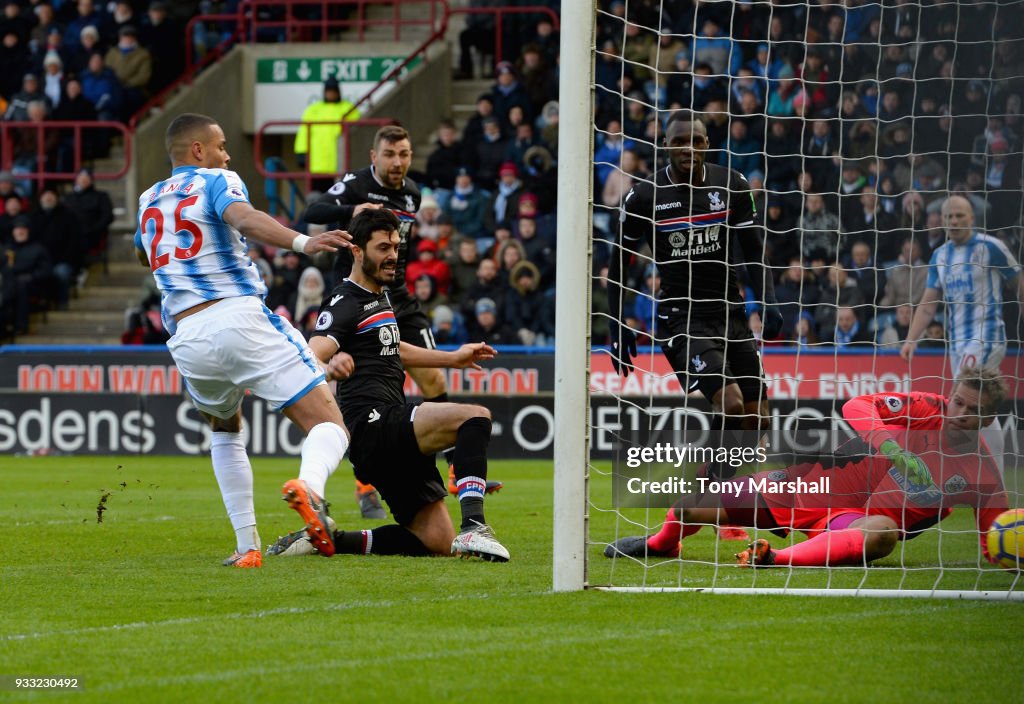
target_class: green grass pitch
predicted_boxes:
[1,456,1021,702]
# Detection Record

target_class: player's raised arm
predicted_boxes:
[303,182,383,227]
[222,201,350,254]
[303,185,358,226]
[399,341,497,370]
[842,391,945,444]
[842,392,944,486]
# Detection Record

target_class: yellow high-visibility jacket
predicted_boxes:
[294,99,360,174]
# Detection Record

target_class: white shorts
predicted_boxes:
[167,296,325,418]
[951,340,1006,377]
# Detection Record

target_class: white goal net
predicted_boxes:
[560,0,1024,598]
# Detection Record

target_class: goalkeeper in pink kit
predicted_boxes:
[605,368,1011,567]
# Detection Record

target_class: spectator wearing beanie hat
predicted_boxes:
[446,166,490,243]
[416,192,443,242]
[467,296,516,346]
[405,238,452,295]
[41,52,64,109]
[491,61,531,131]
[472,115,509,190]
[515,190,556,242]
[430,303,467,345]
[484,161,524,234]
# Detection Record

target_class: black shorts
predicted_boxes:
[659,311,767,404]
[393,297,436,350]
[347,402,448,525]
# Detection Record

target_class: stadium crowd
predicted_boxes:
[1,1,1020,352]
[0,0,187,338]
[129,4,566,348]
[253,0,1023,353]
[590,0,1023,350]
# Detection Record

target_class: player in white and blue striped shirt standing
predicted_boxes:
[901,195,1024,473]
[135,113,353,567]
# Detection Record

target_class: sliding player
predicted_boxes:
[304,125,501,518]
[607,368,1010,568]
[279,209,510,561]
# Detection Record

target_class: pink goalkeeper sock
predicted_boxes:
[773,528,867,566]
[646,508,702,552]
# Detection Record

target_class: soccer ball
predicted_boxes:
[986,509,1024,571]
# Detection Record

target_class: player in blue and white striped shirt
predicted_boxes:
[135,113,353,566]
[901,195,1024,473]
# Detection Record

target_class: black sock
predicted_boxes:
[453,416,491,530]
[332,525,430,556]
[425,393,456,466]
[369,525,431,556]
[333,529,370,554]
[705,415,745,480]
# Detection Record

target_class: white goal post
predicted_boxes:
[552,0,595,592]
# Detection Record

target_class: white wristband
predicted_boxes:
[291,234,310,253]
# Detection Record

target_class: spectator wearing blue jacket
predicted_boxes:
[691,19,742,77]
[719,120,762,177]
[64,0,106,51]
[80,52,123,121]
[446,167,491,245]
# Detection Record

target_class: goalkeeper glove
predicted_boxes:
[761,305,784,340]
[296,153,307,170]
[608,319,637,377]
[880,439,933,488]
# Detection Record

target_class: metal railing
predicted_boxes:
[0,121,132,193]
[254,117,396,194]
[185,0,444,75]
[129,15,244,129]
[245,0,443,45]
[137,1,557,128]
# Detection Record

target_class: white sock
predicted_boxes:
[981,418,1005,477]
[211,431,259,553]
[299,422,349,498]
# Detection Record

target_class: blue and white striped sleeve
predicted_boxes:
[986,238,1021,282]
[207,169,251,219]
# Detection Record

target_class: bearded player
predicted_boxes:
[606,368,1011,568]
[278,209,510,561]
[304,125,502,518]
